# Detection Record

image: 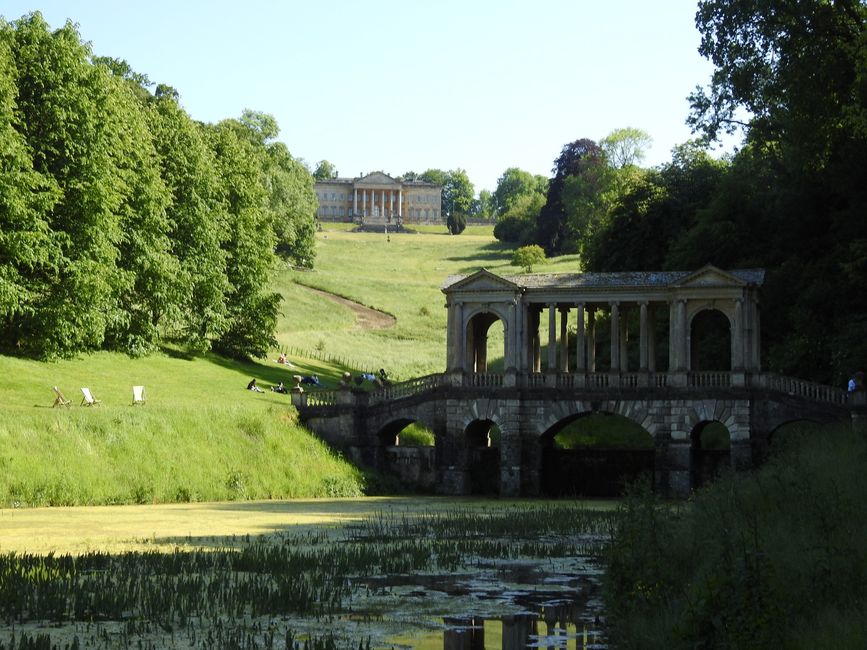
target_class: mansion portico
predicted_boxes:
[315,172,442,226]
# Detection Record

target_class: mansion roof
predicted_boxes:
[315,171,439,188]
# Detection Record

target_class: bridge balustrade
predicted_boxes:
[302,391,338,407]
[370,373,446,405]
[688,372,731,388]
[755,373,847,405]
[466,373,504,387]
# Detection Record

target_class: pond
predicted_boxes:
[0,499,615,649]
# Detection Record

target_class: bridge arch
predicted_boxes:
[690,420,731,489]
[463,418,501,495]
[538,410,654,496]
[464,306,510,373]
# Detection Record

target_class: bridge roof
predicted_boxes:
[443,266,765,291]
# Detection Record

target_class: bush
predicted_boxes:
[512,245,546,273]
[603,425,867,649]
[493,215,535,243]
[447,212,466,234]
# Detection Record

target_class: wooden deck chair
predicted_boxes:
[80,387,102,407]
[132,385,146,406]
[52,386,72,408]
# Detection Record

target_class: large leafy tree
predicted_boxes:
[492,167,547,217]
[536,139,607,254]
[7,13,128,356]
[0,22,62,343]
[420,168,475,226]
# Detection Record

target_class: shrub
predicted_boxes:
[512,245,546,273]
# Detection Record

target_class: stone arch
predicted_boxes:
[373,416,437,492]
[463,305,510,373]
[688,307,732,371]
[536,403,654,497]
[690,420,732,489]
[463,418,501,495]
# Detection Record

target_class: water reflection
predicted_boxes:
[442,601,603,650]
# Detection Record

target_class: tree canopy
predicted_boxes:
[0,12,317,359]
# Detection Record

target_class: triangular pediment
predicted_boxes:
[443,269,521,293]
[356,172,399,186]
[671,265,746,288]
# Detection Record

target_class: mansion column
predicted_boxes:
[559,306,569,372]
[381,190,386,218]
[609,302,621,373]
[353,188,358,216]
[575,303,586,372]
[362,190,367,216]
[390,191,395,219]
[398,189,403,218]
[647,307,657,372]
[547,304,557,372]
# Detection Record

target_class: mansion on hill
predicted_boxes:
[315,172,442,226]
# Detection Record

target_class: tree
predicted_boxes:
[688,0,867,163]
[536,139,606,254]
[512,245,546,273]
[493,192,545,244]
[600,127,653,169]
[472,189,494,219]
[492,167,547,217]
[312,159,337,180]
[421,168,475,226]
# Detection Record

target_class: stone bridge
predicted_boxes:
[293,371,861,497]
[291,266,866,496]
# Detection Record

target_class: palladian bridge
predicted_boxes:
[292,265,864,497]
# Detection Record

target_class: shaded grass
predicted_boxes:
[603,423,867,649]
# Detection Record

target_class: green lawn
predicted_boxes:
[277,226,581,378]
[0,227,581,507]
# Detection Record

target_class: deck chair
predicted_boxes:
[132,385,146,406]
[52,386,72,408]
[80,387,102,407]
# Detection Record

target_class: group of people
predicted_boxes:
[245,360,392,394]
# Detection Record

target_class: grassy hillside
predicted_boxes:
[0,350,366,507]
[0,225,580,507]
[276,225,581,378]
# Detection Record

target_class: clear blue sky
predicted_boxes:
[3,1,722,193]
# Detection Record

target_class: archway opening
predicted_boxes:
[540,413,654,497]
[466,312,505,373]
[690,421,731,489]
[465,419,500,495]
[376,419,436,493]
[768,420,830,455]
[690,309,731,371]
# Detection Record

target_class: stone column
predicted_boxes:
[381,189,386,218]
[559,306,569,372]
[455,301,465,373]
[389,190,395,219]
[648,307,657,373]
[547,304,557,372]
[639,301,649,371]
[587,308,596,372]
[398,189,403,219]
[609,302,620,373]
[575,303,585,372]
[733,298,745,371]
[668,300,677,371]
[362,190,367,216]
[533,308,542,373]
[678,299,688,371]
[353,188,358,216]
[619,307,629,372]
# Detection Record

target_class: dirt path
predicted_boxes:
[304,286,396,330]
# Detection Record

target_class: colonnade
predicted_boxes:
[352,188,402,220]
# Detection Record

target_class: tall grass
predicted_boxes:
[603,424,867,648]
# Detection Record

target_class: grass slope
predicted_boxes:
[276,226,581,378]
[0,351,364,507]
[1,225,578,507]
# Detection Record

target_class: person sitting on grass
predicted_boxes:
[247,378,264,393]
[277,352,287,365]
[271,381,287,394]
